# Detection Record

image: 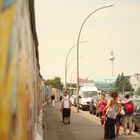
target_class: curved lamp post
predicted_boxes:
[69,67,77,96]
[65,41,86,89]
[66,56,82,73]
[65,56,82,92]
[76,5,114,113]
[70,68,77,84]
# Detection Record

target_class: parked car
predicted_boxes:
[131,98,140,109]
[70,95,77,106]
[79,86,98,110]
[133,103,140,132]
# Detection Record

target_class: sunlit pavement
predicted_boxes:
[43,101,140,140]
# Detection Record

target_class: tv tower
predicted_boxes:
[109,50,115,77]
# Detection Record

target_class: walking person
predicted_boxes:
[97,93,107,126]
[60,93,64,123]
[115,99,122,137]
[103,91,121,140]
[49,85,55,107]
[60,95,62,102]
[120,93,134,135]
[61,90,71,124]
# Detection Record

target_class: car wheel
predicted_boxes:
[79,104,83,110]
[81,106,84,111]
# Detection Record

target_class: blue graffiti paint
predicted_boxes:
[3,0,15,10]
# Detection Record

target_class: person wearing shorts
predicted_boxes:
[61,91,71,124]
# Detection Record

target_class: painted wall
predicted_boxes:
[0,0,44,140]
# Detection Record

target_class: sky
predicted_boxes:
[35,0,140,83]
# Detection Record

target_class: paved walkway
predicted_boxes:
[43,101,140,140]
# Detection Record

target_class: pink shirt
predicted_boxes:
[98,99,107,112]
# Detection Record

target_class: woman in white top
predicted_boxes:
[103,91,121,140]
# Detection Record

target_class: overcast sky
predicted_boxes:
[35,0,140,83]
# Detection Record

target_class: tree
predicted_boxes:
[44,76,64,90]
[44,79,54,86]
[135,88,140,96]
[53,77,64,89]
[124,80,133,92]
[115,73,132,93]
[115,74,120,91]
[66,83,76,88]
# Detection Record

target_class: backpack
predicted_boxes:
[124,101,134,114]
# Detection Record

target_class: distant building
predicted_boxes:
[79,78,94,87]
[94,77,117,92]
[130,73,140,92]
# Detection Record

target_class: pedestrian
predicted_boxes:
[60,95,62,102]
[61,90,71,124]
[115,99,122,137]
[120,93,134,135]
[103,91,121,140]
[97,92,101,101]
[60,94,64,123]
[49,85,55,107]
[97,93,107,126]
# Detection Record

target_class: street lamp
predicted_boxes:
[69,68,77,96]
[76,5,114,113]
[66,56,82,89]
[70,68,76,84]
[66,56,82,73]
[65,41,86,90]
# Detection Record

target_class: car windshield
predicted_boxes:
[131,100,140,107]
[83,91,97,98]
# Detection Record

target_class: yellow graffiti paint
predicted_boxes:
[0,2,16,140]
[0,1,45,140]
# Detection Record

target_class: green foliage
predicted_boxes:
[44,76,64,90]
[124,80,133,91]
[135,88,140,96]
[66,83,76,88]
[115,72,133,93]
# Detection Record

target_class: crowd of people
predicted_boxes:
[47,88,135,139]
[97,91,134,140]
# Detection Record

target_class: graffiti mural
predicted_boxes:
[0,0,44,140]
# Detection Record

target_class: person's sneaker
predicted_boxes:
[116,133,120,137]
[127,132,132,135]
[122,132,126,136]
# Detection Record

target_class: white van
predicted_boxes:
[79,86,98,110]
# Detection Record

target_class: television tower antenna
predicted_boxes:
[109,49,115,77]
[109,33,115,77]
